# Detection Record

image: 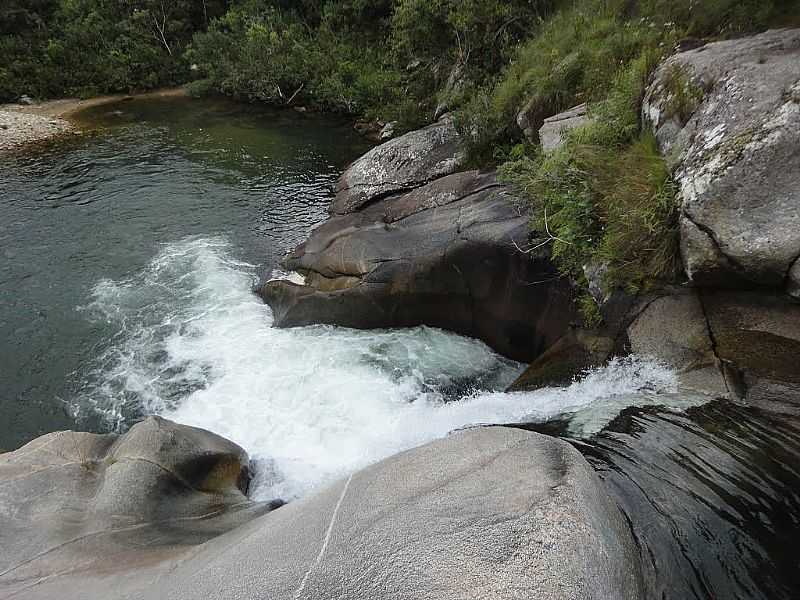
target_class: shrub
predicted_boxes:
[636,0,778,37]
[498,45,681,313]
[501,128,679,307]
[186,78,215,98]
[391,0,553,73]
[0,0,219,102]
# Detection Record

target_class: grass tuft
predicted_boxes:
[501,128,679,305]
[661,63,705,124]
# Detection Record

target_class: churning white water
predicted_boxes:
[76,237,698,501]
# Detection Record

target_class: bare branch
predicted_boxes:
[286,83,305,105]
[151,4,172,56]
[543,206,572,245]
[511,206,572,256]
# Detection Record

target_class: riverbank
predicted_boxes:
[0,87,187,155]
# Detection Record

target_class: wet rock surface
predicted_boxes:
[702,290,800,408]
[627,291,729,397]
[507,328,615,392]
[587,400,800,600]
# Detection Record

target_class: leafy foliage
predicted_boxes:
[0,0,228,102]
[186,0,555,127]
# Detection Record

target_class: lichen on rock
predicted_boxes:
[643,29,800,291]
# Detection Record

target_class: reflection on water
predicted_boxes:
[579,400,800,600]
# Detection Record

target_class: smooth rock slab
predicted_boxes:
[5,426,644,600]
[262,171,576,362]
[0,417,271,598]
[332,116,466,215]
[643,29,800,289]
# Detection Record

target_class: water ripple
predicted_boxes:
[583,401,800,600]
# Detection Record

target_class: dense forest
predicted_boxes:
[5,1,793,116]
[3,0,798,315]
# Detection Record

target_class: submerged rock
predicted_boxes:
[644,28,800,290]
[1,425,645,599]
[261,170,576,362]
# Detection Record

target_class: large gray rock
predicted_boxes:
[627,291,730,397]
[702,290,800,408]
[3,426,645,600]
[0,417,271,598]
[261,170,576,361]
[643,29,800,290]
[538,103,591,153]
[332,116,466,214]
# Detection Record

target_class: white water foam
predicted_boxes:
[77,237,692,501]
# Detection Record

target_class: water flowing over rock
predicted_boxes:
[507,328,615,392]
[261,169,575,362]
[643,28,800,291]
[588,400,800,599]
[627,291,730,398]
[0,424,644,600]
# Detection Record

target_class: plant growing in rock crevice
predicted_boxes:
[501,131,679,315]
[661,63,705,124]
[499,41,681,323]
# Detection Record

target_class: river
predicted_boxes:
[1,96,798,598]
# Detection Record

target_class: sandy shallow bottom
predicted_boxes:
[0,87,187,154]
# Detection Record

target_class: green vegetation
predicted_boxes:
[489,0,794,319]
[497,41,677,315]
[187,0,553,125]
[0,0,230,101]
[3,0,797,319]
[661,63,706,124]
